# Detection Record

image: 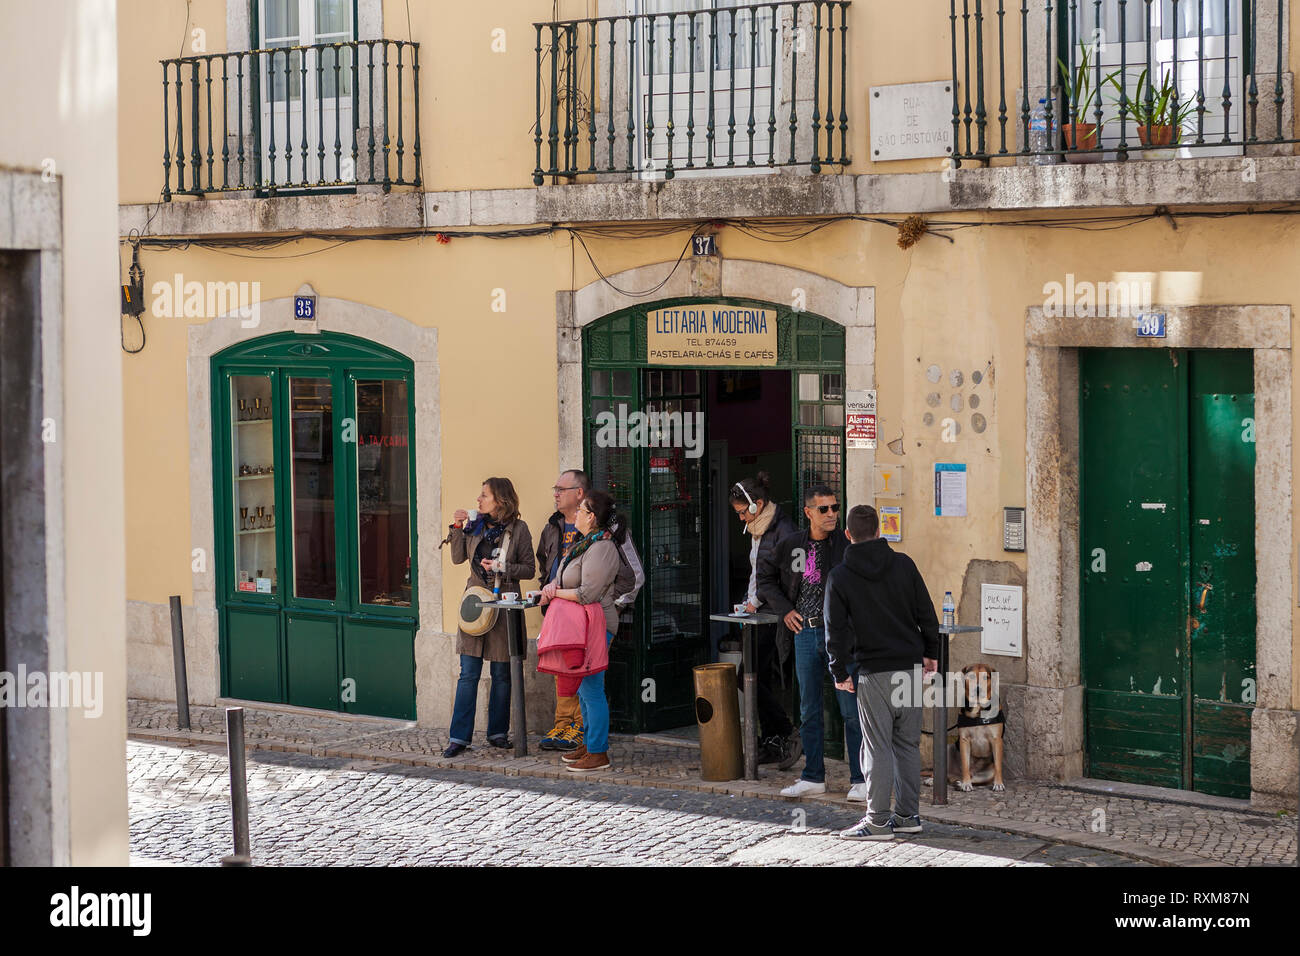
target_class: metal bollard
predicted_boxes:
[168,595,190,730]
[506,608,528,757]
[225,707,250,860]
[932,630,952,805]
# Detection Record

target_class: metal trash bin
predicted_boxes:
[693,662,743,781]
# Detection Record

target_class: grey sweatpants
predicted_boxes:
[856,670,923,826]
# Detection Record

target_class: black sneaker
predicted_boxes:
[487,736,513,749]
[756,736,784,765]
[890,814,923,834]
[776,731,804,771]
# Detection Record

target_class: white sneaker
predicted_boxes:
[846,783,869,802]
[780,779,827,797]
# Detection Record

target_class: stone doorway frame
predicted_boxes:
[1025,304,1296,806]
[179,298,441,720]
[557,258,875,501]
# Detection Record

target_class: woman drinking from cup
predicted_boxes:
[443,477,535,758]
[539,489,623,773]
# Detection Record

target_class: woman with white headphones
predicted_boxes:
[728,472,801,769]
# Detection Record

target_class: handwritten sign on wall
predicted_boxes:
[980,584,1023,658]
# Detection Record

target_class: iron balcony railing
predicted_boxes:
[949,0,1291,164]
[161,39,421,199]
[533,1,851,183]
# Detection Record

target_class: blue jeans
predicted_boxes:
[577,632,615,754]
[794,626,864,784]
[449,654,511,746]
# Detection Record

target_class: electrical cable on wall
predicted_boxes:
[119,200,1300,305]
[120,233,146,354]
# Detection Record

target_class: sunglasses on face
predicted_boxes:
[812,503,840,514]
[552,486,580,493]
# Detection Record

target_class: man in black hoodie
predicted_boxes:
[826,504,939,840]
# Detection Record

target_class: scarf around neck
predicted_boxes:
[466,514,507,585]
[745,500,777,537]
[560,528,609,576]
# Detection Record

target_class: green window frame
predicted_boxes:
[212,332,418,711]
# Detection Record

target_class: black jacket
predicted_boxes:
[757,527,850,641]
[747,504,796,608]
[824,538,940,681]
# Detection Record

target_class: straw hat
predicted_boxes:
[458,585,499,636]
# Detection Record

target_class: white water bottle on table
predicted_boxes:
[942,591,955,628]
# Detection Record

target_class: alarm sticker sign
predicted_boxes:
[846,390,877,449]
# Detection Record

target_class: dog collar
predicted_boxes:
[956,708,1004,728]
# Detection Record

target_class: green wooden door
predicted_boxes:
[213,333,417,720]
[586,363,643,731]
[640,368,709,730]
[1080,348,1254,796]
[1188,351,1256,796]
[792,369,847,758]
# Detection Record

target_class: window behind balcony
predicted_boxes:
[1066,0,1242,156]
[256,0,358,188]
[636,0,779,176]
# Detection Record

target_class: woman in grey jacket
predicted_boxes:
[538,489,623,773]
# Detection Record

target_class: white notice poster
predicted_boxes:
[934,463,967,517]
[980,584,1023,657]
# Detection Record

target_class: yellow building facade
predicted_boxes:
[118,0,1300,807]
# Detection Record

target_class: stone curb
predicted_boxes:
[129,726,1213,867]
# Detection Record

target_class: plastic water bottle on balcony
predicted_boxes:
[1028,99,1056,165]
[942,591,955,629]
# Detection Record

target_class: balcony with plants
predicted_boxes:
[948,0,1291,166]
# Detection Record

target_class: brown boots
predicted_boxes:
[539,694,581,751]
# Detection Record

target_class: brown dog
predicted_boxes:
[948,663,1005,792]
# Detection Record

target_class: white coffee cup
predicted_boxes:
[525,590,543,603]
[466,508,479,522]
[500,592,519,604]
[733,603,749,616]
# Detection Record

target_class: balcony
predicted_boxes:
[532,1,852,184]
[948,0,1294,164]
[161,39,422,199]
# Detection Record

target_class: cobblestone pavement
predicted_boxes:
[129,699,1296,866]
[128,741,1144,866]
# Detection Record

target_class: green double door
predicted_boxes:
[213,333,418,720]
[1080,348,1255,797]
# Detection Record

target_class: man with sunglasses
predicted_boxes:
[758,485,866,800]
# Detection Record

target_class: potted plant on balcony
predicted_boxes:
[1107,67,1194,158]
[1055,44,1116,163]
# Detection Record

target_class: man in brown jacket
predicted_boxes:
[536,469,644,750]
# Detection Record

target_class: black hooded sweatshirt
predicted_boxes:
[824,537,941,682]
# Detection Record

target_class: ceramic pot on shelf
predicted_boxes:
[1137,124,1178,159]
[1062,123,1100,164]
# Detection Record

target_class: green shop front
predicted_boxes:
[212,332,418,720]
[582,300,849,739]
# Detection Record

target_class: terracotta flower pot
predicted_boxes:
[1062,122,1100,164]
[1137,124,1176,147]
